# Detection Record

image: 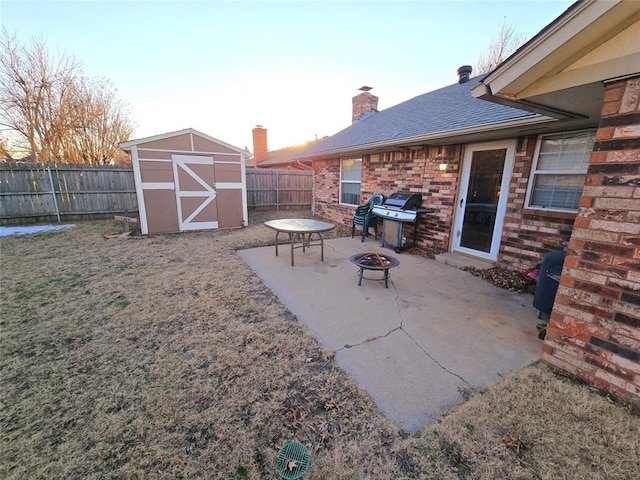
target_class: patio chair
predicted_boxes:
[351,193,385,242]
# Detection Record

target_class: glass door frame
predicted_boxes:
[452,140,515,261]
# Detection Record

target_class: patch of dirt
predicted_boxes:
[1,210,637,480]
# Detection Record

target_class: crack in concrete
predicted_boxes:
[401,327,471,386]
[338,326,402,350]
[336,278,471,386]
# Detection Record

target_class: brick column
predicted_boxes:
[542,76,640,404]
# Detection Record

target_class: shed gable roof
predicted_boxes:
[120,128,245,154]
[300,75,543,159]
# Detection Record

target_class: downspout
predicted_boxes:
[294,159,315,215]
[294,159,313,170]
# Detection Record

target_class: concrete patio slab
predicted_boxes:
[240,236,542,432]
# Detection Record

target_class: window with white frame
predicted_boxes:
[340,158,362,205]
[526,130,595,212]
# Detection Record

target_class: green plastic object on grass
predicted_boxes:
[275,442,310,479]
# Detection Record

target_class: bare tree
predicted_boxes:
[0,30,79,162]
[63,77,134,164]
[476,20,528,75]
[0,29,134,164]
[0,137,12,160]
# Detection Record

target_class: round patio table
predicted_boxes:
[264,218,335,266]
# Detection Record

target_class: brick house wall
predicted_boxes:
[313,139,582,270]
[314,158,354,223]
[542,76,640,404]
[313,145,461,251]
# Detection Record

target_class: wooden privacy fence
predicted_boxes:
[245,168,313,209]
[0,163,137,223]
[1,163,313,223]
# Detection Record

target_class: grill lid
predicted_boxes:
[383,192,422,210]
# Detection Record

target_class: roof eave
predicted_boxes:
[471,84,587,120]
[475,0,639,102]
[299,115,552,160]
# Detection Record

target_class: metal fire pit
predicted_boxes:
[349,252,400,288]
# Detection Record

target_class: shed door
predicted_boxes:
[172,155,219,231]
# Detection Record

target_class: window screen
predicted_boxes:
[527,131,594,211]
[340,158,362,205]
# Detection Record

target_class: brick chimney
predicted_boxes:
[252,125,268,164]
[352,86,378,124]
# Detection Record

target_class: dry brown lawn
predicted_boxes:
[1,210,638,479]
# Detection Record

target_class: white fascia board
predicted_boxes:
[299,115,553,160]
[519,52,640,99]
[120,128,196,149]
[190,131,246,154]
[119,128,245,154]
[480,0,628,99]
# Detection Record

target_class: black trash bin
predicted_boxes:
[533,249,566,318]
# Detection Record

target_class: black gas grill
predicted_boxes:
[372,192,433,252]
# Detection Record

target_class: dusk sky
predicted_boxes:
[1,0,572,152]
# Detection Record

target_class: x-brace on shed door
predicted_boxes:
[172,154,219,231]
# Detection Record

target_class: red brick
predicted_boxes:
[583,210,629,223]
[544,345,595,376]
[558,275,574,288]
[573,279,622,300]
[595,127,615,141]
[552,316,609,342]
[569,239,585,251]
[585,173,603,186]
[579,196,593,208]
[601,101,622,116]
[590,151,609,164]
[603,83,626,103]
[563,256,579,269]
[544,324,564,341]
[583,241,635,257]
[569,298,611,324]
[541,352,590,380]
[542,343,555,355]
[582,354,635,382]
[573,216,591,228]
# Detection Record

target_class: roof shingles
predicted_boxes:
[301,75,537,158]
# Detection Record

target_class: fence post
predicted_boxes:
[47,166,62,223]
[276,169,279,210]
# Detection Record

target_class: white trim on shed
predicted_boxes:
[120,128,248,234]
